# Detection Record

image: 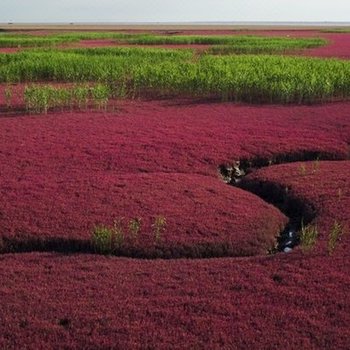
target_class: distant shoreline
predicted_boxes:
[1,22,350,31]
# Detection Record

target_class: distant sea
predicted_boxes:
[2,21,350,26]
[94,22,350,26]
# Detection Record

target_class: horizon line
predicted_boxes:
[1,21,350,25]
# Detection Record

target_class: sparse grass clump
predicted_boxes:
[23,84,111,114]
[92,216,167,254]
[24,85,52,114]
[328,220,347,255]
[298,219,347,255]
[91,220,125,254]
[91,225,114,254]
[152,216,167,244]
[90,84,110,110]
[128,218,142,241]
[73,85,90,109]
[300,222,318,252]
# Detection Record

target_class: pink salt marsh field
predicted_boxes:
[0,28,350,349]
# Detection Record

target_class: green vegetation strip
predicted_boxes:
[321,29,350,33]
[2,47,350,103]
[0,32,133,47]
[23,84,110,113]
[126,34,326,54]
[0,32,326,55]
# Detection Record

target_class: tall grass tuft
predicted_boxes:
[300,222,318,252]
[152,216,167,244]
[328,220,346,255]
[91,84,110,110]
[91,216,167,254]
[91,225,114,254]
[23,84,112,114]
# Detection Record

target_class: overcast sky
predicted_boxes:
[1,0,350,23]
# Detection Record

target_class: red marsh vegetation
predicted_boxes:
[0,252,349,349]
[0,30,350,349]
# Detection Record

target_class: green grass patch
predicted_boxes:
[328,220,347,255]
[125,34,326,54]
[125,34,324,46]
[92,216,167,254]
[300,222,318,252]
[0,32,137,48]
[24,84,110,113]
[321,29,350,33]
[2,47,350,104]
[0,32,326,54]
[0,35,77,48]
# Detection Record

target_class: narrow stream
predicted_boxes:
[0,151,345,258]
[218,151,340,253]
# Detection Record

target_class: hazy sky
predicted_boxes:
[1,0,350,23]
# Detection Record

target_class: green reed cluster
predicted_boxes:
[24,84,110,113]
[2,46,350,104]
